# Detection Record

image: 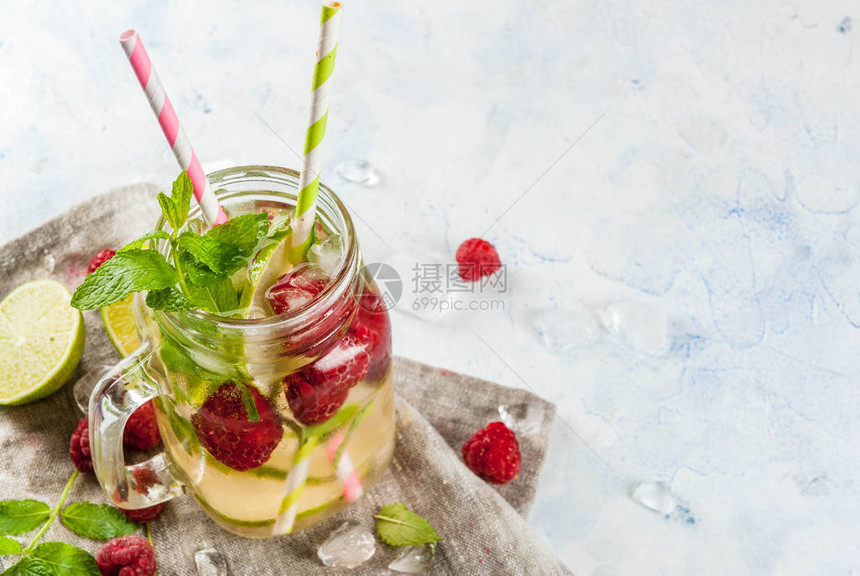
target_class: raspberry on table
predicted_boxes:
[69,417,93,473]
[191,382,283,471]
[119,502,166,523]
[455,238,501,281]
[87,249,117,274]
[96,536,156,576]
[461,422,522,485]
[123,400,161,451]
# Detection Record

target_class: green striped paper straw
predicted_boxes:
[289,0,342,263]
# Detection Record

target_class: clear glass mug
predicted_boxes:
[89,166,395,537]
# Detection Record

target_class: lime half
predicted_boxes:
[0,280,85,405]
[102,294,139,357]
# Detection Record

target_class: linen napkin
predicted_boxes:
[0,184,572,575]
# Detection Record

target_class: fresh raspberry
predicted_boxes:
[120,503,166,523]
[266,263,329,315]
[96,536,156,576]
[87,249,117,274]
[191,382,283,471]
[123,401,161,451]
[455,238,501,281]
[353,291,391,364]
[461,422,522,485]
[283,332,370,425]
[69,417,93,473]
[284,375,349,426]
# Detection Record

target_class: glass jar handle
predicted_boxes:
[89,343,184,509]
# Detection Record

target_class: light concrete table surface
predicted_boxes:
[2,1,859,574]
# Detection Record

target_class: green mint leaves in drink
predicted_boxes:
[374,503,442,547]
[71,171,272,315]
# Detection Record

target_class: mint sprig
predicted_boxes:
[71,171,270,315]
[0,471,156,576]
[374,503,442,547]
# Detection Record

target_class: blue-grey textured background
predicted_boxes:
[2,1,859,574]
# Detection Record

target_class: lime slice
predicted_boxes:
[0,280,85,405]
[101,294,140,357]
[239,231,293,316]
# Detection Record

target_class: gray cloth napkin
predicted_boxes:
[0,184,572,575]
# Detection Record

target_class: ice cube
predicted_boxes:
[308,235,344,277]
[41,252,55,273]
[498,403,544,435]
[533,307,599,352]
[389,543,436,574]
[336,159,380,186]
[600,302,667,354]
[631,481,677,515]
[195,548,231,576]
[317,522,376,568]
[266,263,329,315]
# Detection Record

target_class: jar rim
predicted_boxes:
[150,165,361,339]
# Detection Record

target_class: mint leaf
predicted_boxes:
[25,543,99,576]
[0,500,50,535]
[178,251,222,288]
[183,277,239,314]
[71,250,178,310]
[171,171,194,228]
[158,172,194,231]
[234,382,260,423]
[60,503,140,541]
[177,233,247,275]
[119,230,171,253]
[146,287,194,311]
[1,562,21,576]
[374,503,441,547]
[14,561,46,576]
[177,213,269,276]
[157,192,180,231]
[206,213,269,252]
[0,535,22,555]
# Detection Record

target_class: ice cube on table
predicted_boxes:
[41,252,55,273]
[498,403,545,435]
[317,522,376,569]
[600,302,667,354]
[335,159,380,186]
[307,235,345,277]
[630,481,677,515]
[388,543,436,574]
[533,307,600,352]
[195,548,231,576]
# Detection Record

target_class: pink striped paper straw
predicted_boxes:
[326,433,363,503]
[118,29,228,226]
